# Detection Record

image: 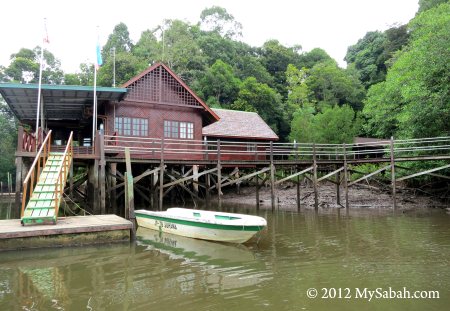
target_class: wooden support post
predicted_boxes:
[205,172,211,205]
[256,173,260,210]
[336,168,341,206]
[390,136,397,210]
[124,148,136,240]
[343,144,349,209]
[297,169,301,211]
[312,143,319,210]
[110,163,118,214]
[193,165,199,195]
[14,157,23,212]
[69,158,74,200]
[88,161,99,214]
[270,141,275,211]
[159,138,165,210]
[217,139,222,207]
[99,133,106,214]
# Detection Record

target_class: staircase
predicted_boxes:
[21,131,73,226]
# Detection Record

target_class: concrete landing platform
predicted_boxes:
[0,215,132,250]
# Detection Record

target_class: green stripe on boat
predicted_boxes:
[135,212,263,232]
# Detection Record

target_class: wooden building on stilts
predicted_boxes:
[0,62,278,221]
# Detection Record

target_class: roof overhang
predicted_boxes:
[0,83,127,121]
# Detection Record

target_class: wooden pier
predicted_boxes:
[0,215,132,251]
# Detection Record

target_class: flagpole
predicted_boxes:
[35,18,48,148]
[92,63,97,146]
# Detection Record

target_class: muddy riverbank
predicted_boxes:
[218,182,446,210]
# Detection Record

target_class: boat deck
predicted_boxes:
[0,215,132,250]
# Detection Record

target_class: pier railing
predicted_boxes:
[103,134,450,162]
[21,130,52,217]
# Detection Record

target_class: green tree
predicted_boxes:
[232,77,288,138]
[305,60,365,111]
[345,31,387,88]
[363,2,450,138]
[0,100,17,182]
[290,104,361,144]
[199,6,242,39]
[102,22,134,62]
[3,47,63,84]
[259,40,302,96]
[133,29,161,65]
[199,59,241,106]
[98,52,146,87]
[418,0,448,12]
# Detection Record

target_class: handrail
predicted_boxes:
[21,130,52,218]
[54,131,73,217]
[102,133,450,161]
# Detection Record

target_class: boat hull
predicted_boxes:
[135,209,265,243]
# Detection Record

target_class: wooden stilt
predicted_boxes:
[270,141,275,211]
[312,144,319,210]
[69,159,74,200]
[99,134,106,215]
[336,168,341,206]
[124,148,136,240]
[14,157,23,214]
[256,173,260,210]
[390,136,397,210]
[343,144,349,210]
[110,163,118,214]
[297,169,301,211]
[192,165,199,195]
[159,138,165,211]
[205,172,211,205]
[217,139,222,207]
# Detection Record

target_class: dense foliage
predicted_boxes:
[1,3,449,184]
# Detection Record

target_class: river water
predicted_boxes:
[0,201,449,310]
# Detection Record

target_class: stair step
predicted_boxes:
[30,198,56,202]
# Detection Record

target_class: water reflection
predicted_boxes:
[137,228,270,293]
[0,207,449,311]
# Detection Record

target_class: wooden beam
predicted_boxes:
[274,166,313,185]
[313,143,318,210]
[348,164,391,187]
[396,163,450,182]
[220,167,270,188]
[108,167,163,192]
[317,167,344,182]
[162,167,218,189]
[390,136,397,209]
[270,141,275,211]
[99,134,106,214]
[343,144,349,209]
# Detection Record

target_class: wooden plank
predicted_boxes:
[313,144,318,210]
[396,163,450,182]
[162,167,218,189]
[317,167,344,182]
[390,136,396,209]
[274,166,313,185]
[220,167,270,188]
[270,141,275,211]
[348,164,391,187]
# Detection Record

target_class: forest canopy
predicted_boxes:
[1,1,449,182]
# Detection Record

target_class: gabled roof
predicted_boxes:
[202,108,279,141]
[0,83,127,121]
[122,62,219,122]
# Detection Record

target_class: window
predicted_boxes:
[115,117,148,136]
[164,120,194,139]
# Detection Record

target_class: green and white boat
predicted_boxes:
[135,208,267,243]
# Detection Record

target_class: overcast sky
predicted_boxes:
[0,0,419,73]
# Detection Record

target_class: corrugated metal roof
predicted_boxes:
[0,83,127,121]
[202,108,278,141]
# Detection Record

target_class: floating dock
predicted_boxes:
[0,215,132,251]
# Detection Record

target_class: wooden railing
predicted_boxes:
[54,131,73,217]
[19,127,44,152]
[103,134,450,162]
[20,130,52,218]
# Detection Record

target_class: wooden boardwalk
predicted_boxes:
[0,215,132,250]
